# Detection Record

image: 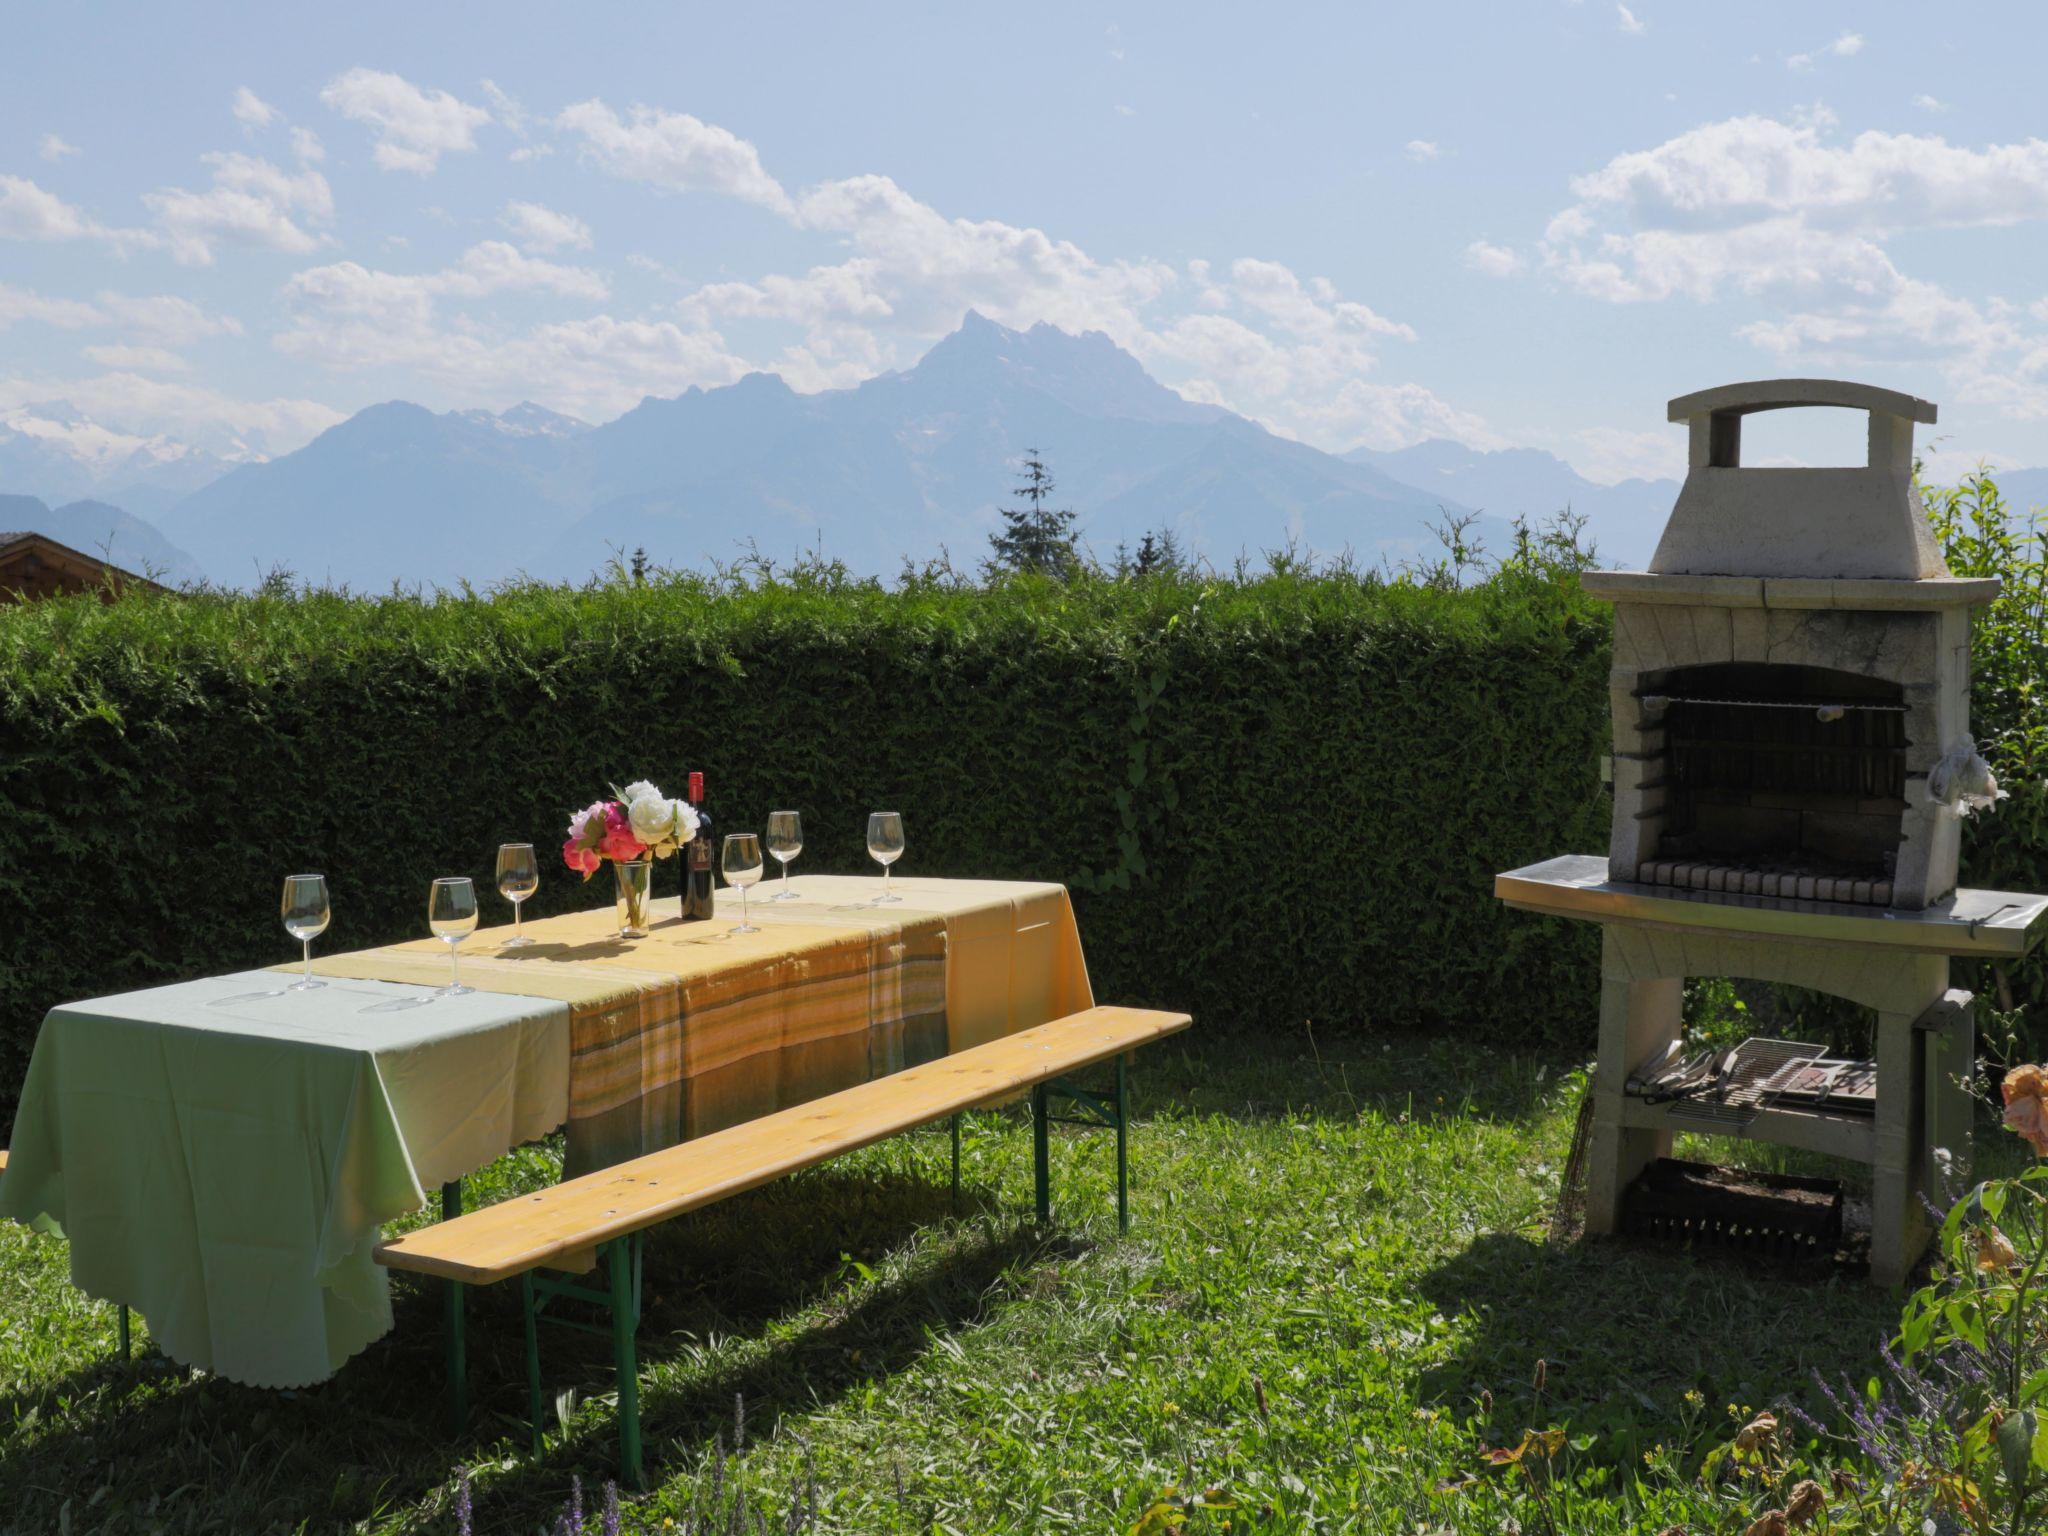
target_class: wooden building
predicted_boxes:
[0,531,167,603]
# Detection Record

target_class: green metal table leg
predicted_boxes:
[1116,1054,1131,1234]
[1031,1083,1051,1225]
[521,1271,544,1456]
[608,1238,644,1490]
[441,1179,466,1434]
[950,1113,962,1206]
[117,1305,130,1360]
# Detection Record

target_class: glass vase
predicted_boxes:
[613,857,653,938]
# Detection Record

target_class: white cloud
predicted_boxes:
[0,282,102,330]
[144,152,334,265]
[0,372,344,456]
[0,174,155,253]
[1616,4,1645,35]
[1405,139,1441,163]
[499,199,592,252]
[557,99,793,215]
[320,68,490,174]
[93,290,243,343]
[81,344,188,372]
[1787,34,1861,71]
[232,87,281,129]
[283,241,606,332]
[0,175,97,241]
[1533,110,2048,421]
[1115,105,1137,118]
[1569,426,1686,483]
[290,126,325,164]
[1913,93,1947,113]
[480,79,531,139]
[1542,116,2048,306]
[1463,239,1523,277]
[39,134,81,163]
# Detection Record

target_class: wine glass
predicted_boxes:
[765,810,802,900]
[496,842,539,947]
[867,811,904,904]
[428,877,479,995]
[722,832,764,935]
[281,873,330,991]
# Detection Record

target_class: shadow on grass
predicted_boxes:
[0,1163,1073,1534]
[1415,1229,1900,1469]
[1135,1022,1577,1130]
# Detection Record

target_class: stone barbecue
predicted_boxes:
[1496,378,2048,1285]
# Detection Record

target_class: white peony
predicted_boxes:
[620,779,662,806]
[674,799,701,844]
[626,793,679,849]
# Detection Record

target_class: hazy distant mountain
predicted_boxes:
[160,314,1504,588]
[0,404,249,520]
[0,493,204,583]
[1345,440,1679,570]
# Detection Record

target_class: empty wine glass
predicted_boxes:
[722,832,764,935]
[765,810,802,900]
[496,842,539,947]
[428,877,479,996]
[867,811,904,904]
[281,873,330,992]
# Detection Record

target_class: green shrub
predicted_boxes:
[0,562,1612,1123]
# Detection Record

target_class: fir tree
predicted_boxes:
[988,448,1080,577]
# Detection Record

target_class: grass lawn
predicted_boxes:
[0,1025,1967,1534]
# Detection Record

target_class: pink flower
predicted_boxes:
[567,799,608,845]
[597,802,646,862]
[562,837,602,878]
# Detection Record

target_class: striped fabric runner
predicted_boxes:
[295,901,946,1175]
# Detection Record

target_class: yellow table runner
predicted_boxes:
[300,898,939,1174]
[298,876,1090,1175]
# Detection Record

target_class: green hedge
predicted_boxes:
[0,567,1614,1124]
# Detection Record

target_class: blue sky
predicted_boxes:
[5,1,2047,481]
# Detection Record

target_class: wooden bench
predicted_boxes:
[377,1004,1191,1483]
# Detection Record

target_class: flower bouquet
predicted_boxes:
[563,780,701,937]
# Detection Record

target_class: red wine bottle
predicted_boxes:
[680,771,715,921]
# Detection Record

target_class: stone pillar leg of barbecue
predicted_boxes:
[1586,934,1681,1235]
[1870,955,1950,1289]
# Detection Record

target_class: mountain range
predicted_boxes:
[55,314,2048,589]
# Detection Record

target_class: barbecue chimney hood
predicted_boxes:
[1577,378,1999,912]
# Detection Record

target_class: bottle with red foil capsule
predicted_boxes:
[680,771,716,921]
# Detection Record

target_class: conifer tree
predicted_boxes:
[988,448,1080,577]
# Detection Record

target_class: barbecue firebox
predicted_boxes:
[1496,378,2048,1285]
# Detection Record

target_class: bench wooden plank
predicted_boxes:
[377,1005,1188,1285]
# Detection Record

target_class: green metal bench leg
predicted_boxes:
[1031,1083,1051,1224]
[1116,1054,1131,1234]
[521,1271,544,1455]
[608,1238,644,1490]
[441,1179,466,1434]
[950,1113,962,1206]
[117,1305,130,1360]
